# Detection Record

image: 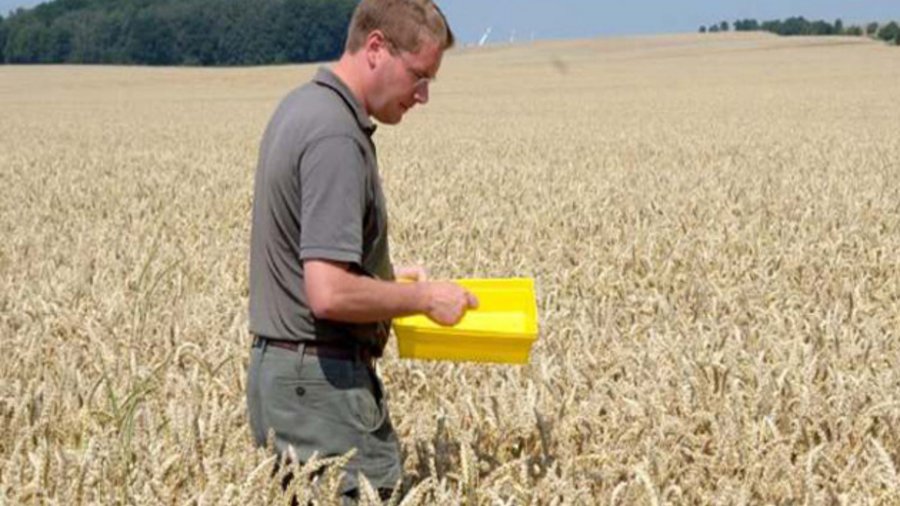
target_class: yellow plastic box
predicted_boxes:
[393,278,539,364]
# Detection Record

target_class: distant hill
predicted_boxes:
[0,0,358,65]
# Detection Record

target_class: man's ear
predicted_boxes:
[365,30,390,69]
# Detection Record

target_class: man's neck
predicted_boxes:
[331,57,370,117]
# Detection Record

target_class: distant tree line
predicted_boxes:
[699,17,900,46]
[0,0,358,65]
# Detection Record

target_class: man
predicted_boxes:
[246,0,477,500]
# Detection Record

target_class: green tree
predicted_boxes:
[834,18,843,34]
[46,19,74,61]
[866,22,879,36]
[278,0,354,63]
[783,17,811,35]
[126,10,177,65]
[0,15,6,63]
[699,25,706,33]
[709,24,720,33]
[175,13,217,65]
[809,20,834,35]
[63,10,106,63]
[719,20,729,32]
[734,19,759,31]
[877,21,899,42]
[0,0,358,65]
[845,25,863,36]
[5,19,52,62]
[90,11,129,63]
[761,20,782,34]
[213,0,280,65]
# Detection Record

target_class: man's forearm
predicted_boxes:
[305,260,426,323]
[305,259,477,326]
[319,273,426,323]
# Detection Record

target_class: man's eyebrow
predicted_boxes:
[416,69,436,82]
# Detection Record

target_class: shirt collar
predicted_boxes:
[313,66,377,137]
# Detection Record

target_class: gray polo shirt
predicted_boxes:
[248,67,394,354]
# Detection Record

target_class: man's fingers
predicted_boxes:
[422,283,478,326]
[416,267,428,282]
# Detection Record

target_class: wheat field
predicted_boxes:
[1,32,899,504]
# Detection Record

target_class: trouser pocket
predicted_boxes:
[312,357,387,433]
[347,382,387,432]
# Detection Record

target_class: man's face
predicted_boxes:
[370,38,444,125]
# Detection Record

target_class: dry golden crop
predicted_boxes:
[1,32,899,504]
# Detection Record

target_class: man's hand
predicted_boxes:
[394,265,477,325]
[422,282,479,326]
[395,265,428,282]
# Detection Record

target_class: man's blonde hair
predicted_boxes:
[345,0,454,54]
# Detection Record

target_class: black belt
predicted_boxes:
[252,336,376,364]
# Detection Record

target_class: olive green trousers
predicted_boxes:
[246,340,402,496]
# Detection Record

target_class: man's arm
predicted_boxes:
[305,259,477,326]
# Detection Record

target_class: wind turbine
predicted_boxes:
[478,26,492,46]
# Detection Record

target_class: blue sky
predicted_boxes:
[438,0,900,42]
[3,0,899,43]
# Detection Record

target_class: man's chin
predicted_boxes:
[374,105,409,125]
[374,112,403,125]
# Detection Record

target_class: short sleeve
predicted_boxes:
[298,135,367,265]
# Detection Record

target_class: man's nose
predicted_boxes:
[414,81,429,104]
